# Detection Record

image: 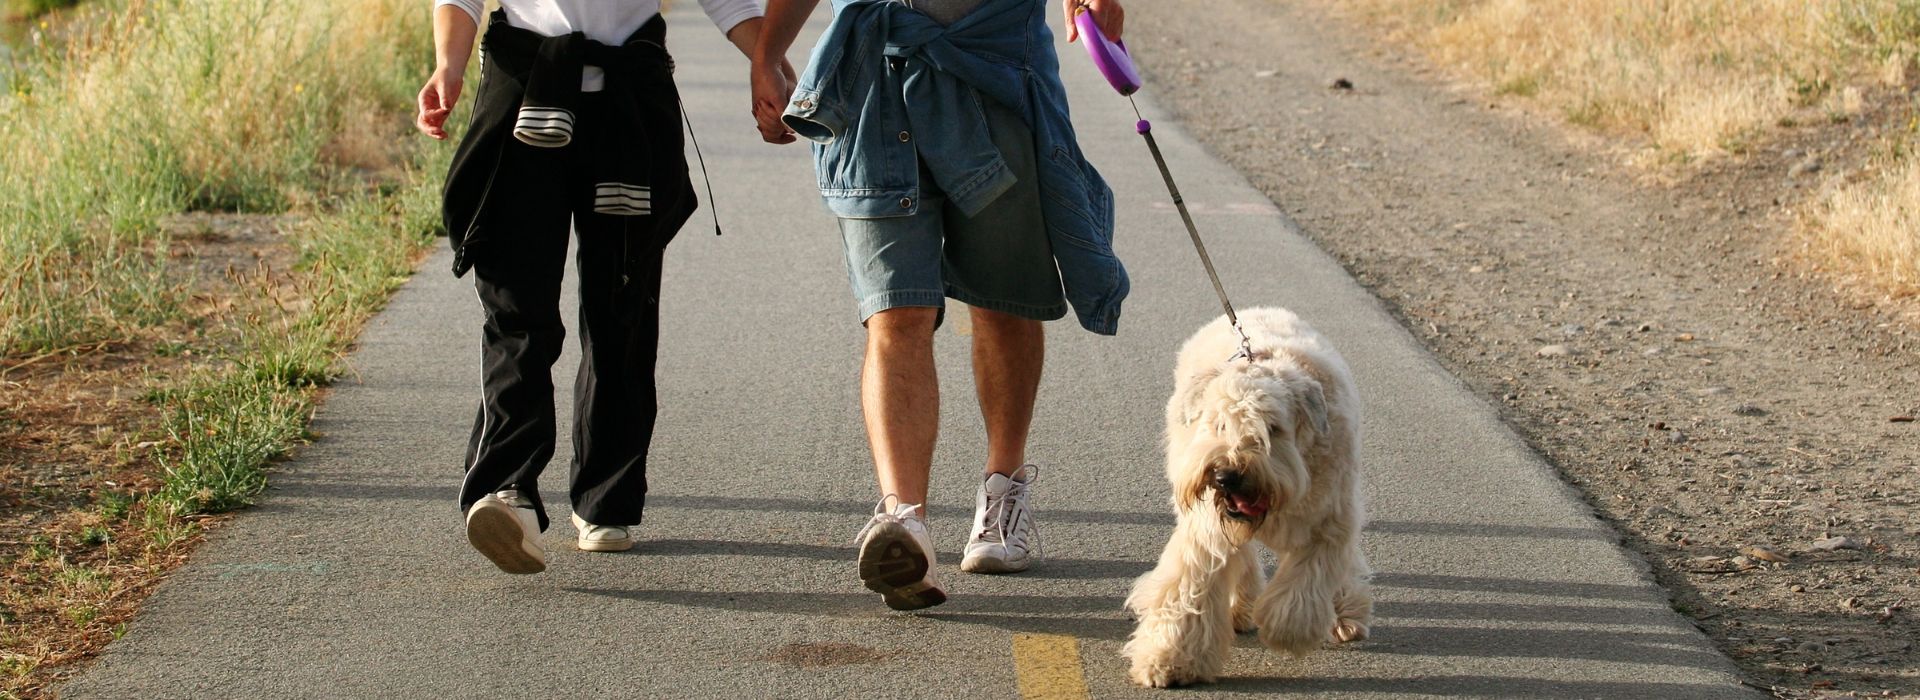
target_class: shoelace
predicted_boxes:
[976,466,1042,560]
[854,494,925,546]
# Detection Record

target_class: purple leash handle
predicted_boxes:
[1075,9,1253,360]
[1075,10,1143,98]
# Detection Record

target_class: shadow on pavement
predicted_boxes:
[1199,674,1753,699]
[640,538,1153,580]
[1372,573,1657,603]
[568,586,1730,673]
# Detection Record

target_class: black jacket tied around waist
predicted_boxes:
[441,11,695,278]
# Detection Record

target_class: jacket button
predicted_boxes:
[900,197,913,209]
[796,98,814,110]
[898,131,911,142]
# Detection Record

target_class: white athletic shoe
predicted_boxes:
[962,464,1040,574]
[854,498,947,610]
[569,511,634,552]
[465,490,545,575]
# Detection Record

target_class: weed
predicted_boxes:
[77,525,110,547]
[23,537,52,563]
[1496,73,1541,98]
[149,375,305,516]
[93,491,133,521]
[63,605,97,626]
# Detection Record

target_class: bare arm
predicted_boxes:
[725,18,798,90]
[748,0,823,144]
[416,5,480,140]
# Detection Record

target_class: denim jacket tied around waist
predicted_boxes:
[782,0,1128,335]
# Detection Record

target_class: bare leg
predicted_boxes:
[863,308,941,505]
[970,306,1044,477]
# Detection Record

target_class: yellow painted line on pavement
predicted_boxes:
[1012,633,1091,700]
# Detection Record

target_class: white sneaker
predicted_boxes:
[962,464,1039,574]
[465,490,545,575]
[854,498,947,610]
[569,511,634,552]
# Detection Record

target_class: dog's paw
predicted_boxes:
[1257,608,1334,656]
[1127,660,1209,688]
[1330,617,1369,644]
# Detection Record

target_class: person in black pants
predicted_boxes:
[415,0,791,574]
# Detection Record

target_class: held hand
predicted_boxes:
[750,59,798,145]
[1064,0,1124,43]
[416,67,463,140]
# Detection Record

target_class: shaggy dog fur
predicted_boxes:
[1123,307,1373,688]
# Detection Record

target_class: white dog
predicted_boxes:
[1123,307,1373,688]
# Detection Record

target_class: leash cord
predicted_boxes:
[679,95,723,236]
[1130,96,1254,361]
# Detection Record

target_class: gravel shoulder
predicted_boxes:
[1136,1,1920,696]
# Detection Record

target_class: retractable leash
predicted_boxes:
[1074,10,1254,362]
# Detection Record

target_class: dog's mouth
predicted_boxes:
[1219,491,1269,521]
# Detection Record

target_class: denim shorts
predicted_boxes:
[837,101,1067,325]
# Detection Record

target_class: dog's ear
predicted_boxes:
[1298,380,1330,438]
[1178,367,1222,426]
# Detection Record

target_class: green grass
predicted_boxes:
[0,0,432,354]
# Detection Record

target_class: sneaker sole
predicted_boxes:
[960,551,1032,574]
[466,502,545,575]
[857,521,947,611]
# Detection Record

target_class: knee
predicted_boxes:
[970,306,1042,335]
[866,307,939,347]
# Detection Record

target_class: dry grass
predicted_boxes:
[1319,0,1920,296]
[1818,142,1920,292]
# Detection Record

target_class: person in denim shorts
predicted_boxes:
[749,0,1128,609]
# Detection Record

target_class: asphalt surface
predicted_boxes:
[62,4,1757,698]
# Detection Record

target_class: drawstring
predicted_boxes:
[679,96,723,236]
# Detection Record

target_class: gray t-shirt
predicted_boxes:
[907,0,984,25]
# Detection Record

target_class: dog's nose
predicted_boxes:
[1212,469,1244,492]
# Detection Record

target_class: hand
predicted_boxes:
[1064,0,1124,43]
[416,67,463,140]
[750,58,798,144]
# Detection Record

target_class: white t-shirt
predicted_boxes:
[437,0,762,91]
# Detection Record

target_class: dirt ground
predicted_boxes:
[1136,0,1919,696]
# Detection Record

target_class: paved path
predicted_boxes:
[63,5,1755,699]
